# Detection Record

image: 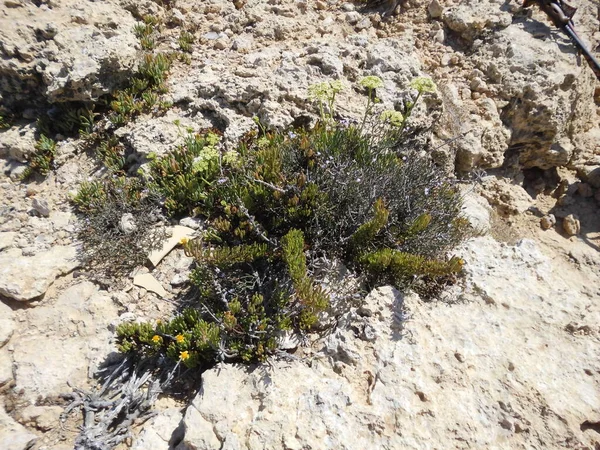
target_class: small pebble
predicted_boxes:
[540,214,556,230]
[32,198,51,217]
[562,214,580,236]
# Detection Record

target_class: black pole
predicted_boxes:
[563,24,600,81]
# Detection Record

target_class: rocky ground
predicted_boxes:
[0,0,599,449]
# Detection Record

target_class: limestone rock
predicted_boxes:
[562,214,580,236]
[132,408,184,450]
[0,0,139,111]
[0,124,37,162]
[576,182,593,198]
[442,0,512,43]
[179,217,203,230]
[461,190,492,234]
[0,349,13,387]
[0,301,15,348]
[540,214,556,230]
[0,232,17,252]
[479,178,532,215]
[32,198,51,217]
[0,403,37,450]
[578,166,600,189]
[0,246,80,301]
[115,115,204,159]
[12,282,118,401]
[428,0,443,19]
[17,405,63,432]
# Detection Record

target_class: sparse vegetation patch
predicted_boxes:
[115,76,471,368]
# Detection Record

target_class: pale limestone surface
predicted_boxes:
[0,401,37,450]
[0,301,15,347]
[0,0,139,111]
[0,245,79,301]
[11,281,118,402]
[131,408,184,450]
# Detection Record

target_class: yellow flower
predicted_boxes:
[179,237,189,246]
[175,334,185,343]
[180,350,190,361]
[151,335,161,344]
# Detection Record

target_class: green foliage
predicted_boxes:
[116,76,469,371]
[178,31,194,53]
[185,238,269,269]
[147,131,222,215]
[308,80,344,122]
[0,114,12,129]
[95,137,126,173]
[143,15,161,26]
[281,229,329,329]
[36,103,96,137]
[22,135,57,178]
[116,310,220,368]
[138,53,171,87]
[108,53,171,126]
[348,198,389,253]
[360,249,464,286]
[71,176,164,277]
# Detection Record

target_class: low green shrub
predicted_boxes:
[116,76,471,369]
[22,135,57,179]
[178,31,194,53]
[146,130,223,215]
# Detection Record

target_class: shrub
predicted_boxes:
[72,176,164,277]
[116,76,470,368]
[0,114,10,129]
[146,131,223,216]
[178,31,194,53]
[22,135,57,179]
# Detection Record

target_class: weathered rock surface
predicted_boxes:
[132,408,184,450]
[0,0,598,447]
[0,0,139,112]
[0,349,13,387]
[479,177,532,215]
[0,245,79,301]
[0,124,37,162]
[0,301,15,347]
[562,213,581,236]
[11,281,118,402]
[429,0,600,173]
[442,0,512,43]
[0,402,37,450]
[177,236,600,449]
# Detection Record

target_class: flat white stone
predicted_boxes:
[148,225,195,267]
[133,273,167,298]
